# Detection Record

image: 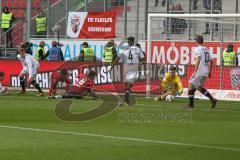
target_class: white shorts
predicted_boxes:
[123,64,139,83]
[20,65,39,78]
[189,73,207,88]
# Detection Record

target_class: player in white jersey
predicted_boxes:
[0,71,8,95]
[186,35,217,108]
[108,37,145,106]
[17,47,44,96]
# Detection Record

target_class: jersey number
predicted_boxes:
[128,51,133,61]
[204,51,210,63]
[78,78,87,85]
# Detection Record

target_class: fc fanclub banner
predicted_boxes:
[67,12,116,38]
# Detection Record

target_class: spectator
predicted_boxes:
[155,0,159,7]
[35,11,47,38]
[162,0,166,6]
[44,41,64,61]
[161,0,174,7]
[25,42,33,55]
[117,0,124,6]
[78,42,96,62]
[193,0,198,10]
[170,3,186,34]
[35,41,47,60]
[222,44,236,67]
[203,0,221,34]
[162,3,186,34]
[103,39,117,64]
[1,7,14,48]
[203,0,211,10]
[203,0,221,10]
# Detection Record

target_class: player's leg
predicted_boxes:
[197,77,217,109]
[19,76,26,93]
[124,82,133,105]
[187,76,198,108]
[18,67,28,94]
[187,85,196,108]
[49,87,84,99]
[63,86,85,99]
[27,77,44,96]
[155,82,168,101]
[52,94,83,99]
[122,64,138,106]
[31,66,44,96]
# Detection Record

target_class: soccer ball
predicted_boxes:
[0,87,8,94]
[165,95,175,102]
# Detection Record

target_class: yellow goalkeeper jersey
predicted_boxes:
[162,72,183,93]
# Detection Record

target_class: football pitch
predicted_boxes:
[0,92,239,160]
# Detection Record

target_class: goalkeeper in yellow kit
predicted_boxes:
[155,65,183,101]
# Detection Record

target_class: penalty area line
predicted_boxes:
[0,125,239,152]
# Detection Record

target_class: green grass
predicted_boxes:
[0,92,240,160]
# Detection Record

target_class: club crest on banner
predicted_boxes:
[230,68,240,90]
[71,15,80,33]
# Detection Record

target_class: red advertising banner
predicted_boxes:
[0,60,161,94]
[149,41,240,66]
[67,12,116,39]
[0,60,236,91]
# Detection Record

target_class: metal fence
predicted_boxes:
[1,0,240,54]
[27,0,240,42]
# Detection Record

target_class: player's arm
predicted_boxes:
[65,79,71,93]
[208,51,213,78]
[48,77,58,97]
[92,48,97,62]
[112,47,118,62]
[42,51,49,60]
[26,59,34,82]
[161,73,169,92]
[139,48,145,64]
[193,56,201,77]
[208,59,213,78]
[78,50,84,61]
[38,49,45,60]
[175,76,183,94]
[60,49,64,61]
[108,56,120,72]
[17,55,25,67]
[48,73,58,97]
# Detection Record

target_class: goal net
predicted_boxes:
[146,14,240,101]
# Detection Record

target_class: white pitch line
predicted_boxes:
[0,125,239,152]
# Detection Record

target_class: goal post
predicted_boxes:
[146,13,240,99]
